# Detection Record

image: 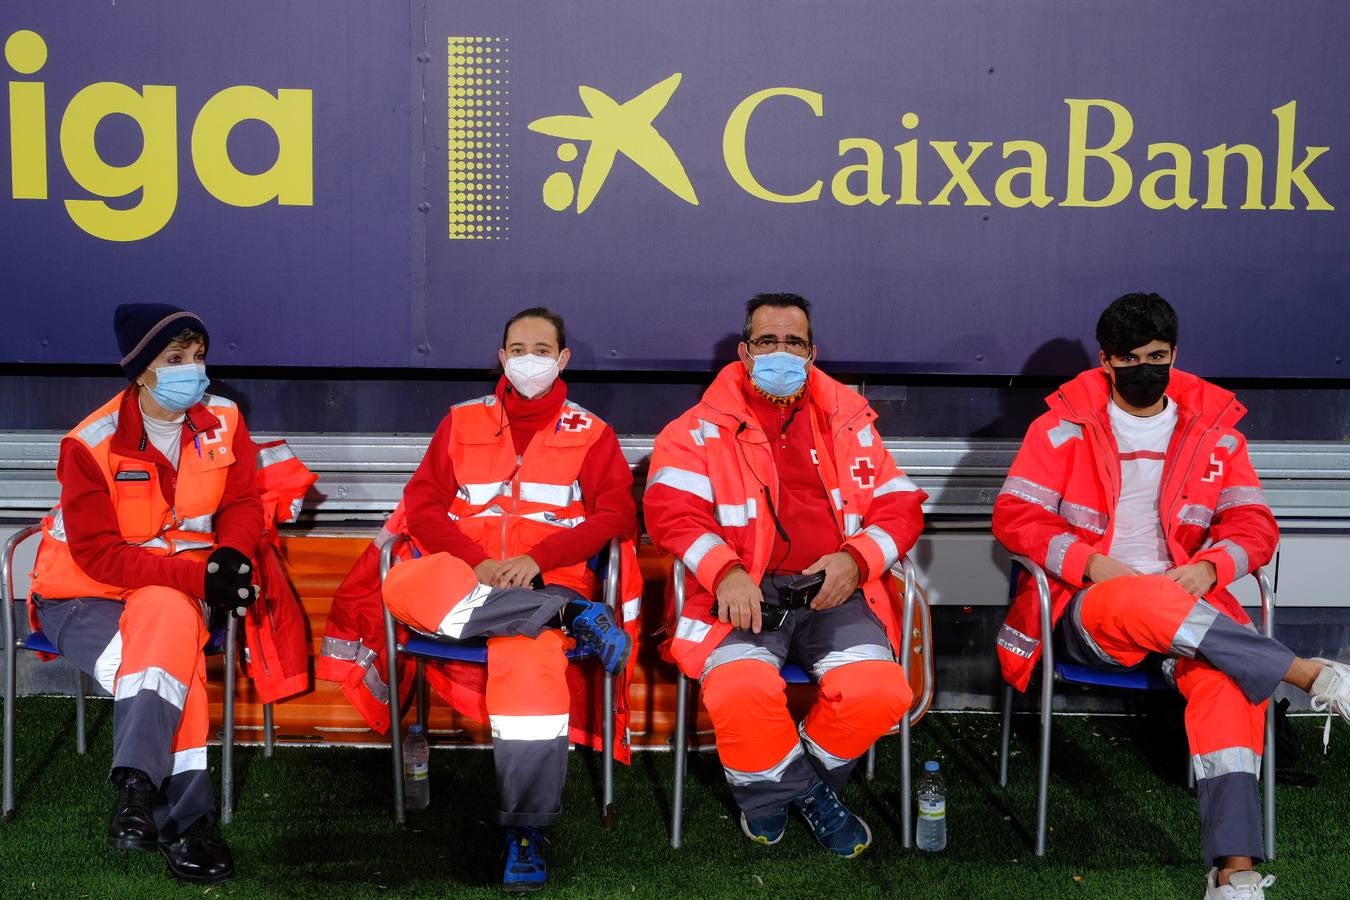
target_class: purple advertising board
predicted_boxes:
[2,2,1347,376]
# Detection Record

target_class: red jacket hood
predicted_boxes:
[1049,367,1245,432]
[108,386,225,460]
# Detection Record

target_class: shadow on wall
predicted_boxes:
[969,337,1093,439]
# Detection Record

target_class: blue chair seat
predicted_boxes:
[781,663,810,684]
[401,631,596,664]
[1055,662,1169,692]
[20,629,57,655]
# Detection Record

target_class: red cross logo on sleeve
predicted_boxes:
[559,410,593,432]
[850,457,877,489]
[1201,453,1225,483]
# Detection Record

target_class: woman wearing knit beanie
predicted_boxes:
[27,303,265,885]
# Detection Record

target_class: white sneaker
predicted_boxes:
[1205,868,1276,899]
[1309,658,1350,752]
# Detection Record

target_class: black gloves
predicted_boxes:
[205,547,259,616]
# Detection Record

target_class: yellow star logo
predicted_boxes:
[528,73,699,213]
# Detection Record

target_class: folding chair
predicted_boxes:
[996,555,1276,858]
[669,554,932,848]
[379,534,623,826]
[2,523,262,824]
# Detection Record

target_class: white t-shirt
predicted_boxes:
[141,407,185,470]
[1106,397,1178,574]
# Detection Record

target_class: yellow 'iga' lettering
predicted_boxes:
[995,140,1052,208]
[1140,142,1196,210]
[723,87,822,203]
[831,138,889,206]
[1201,144,1265,210]
[1270,101,1332,211]
[60,82,178,242]
[1062,99,1133,207]
[192,86,313,207]
[6,29,47,200]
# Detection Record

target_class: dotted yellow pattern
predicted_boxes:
[448,37,509,240]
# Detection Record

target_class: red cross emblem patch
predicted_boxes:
[559,411,593,432]
[1201,453,1224,483]
[850,457,877,489]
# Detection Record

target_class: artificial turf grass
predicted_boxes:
[1,698,1347,899]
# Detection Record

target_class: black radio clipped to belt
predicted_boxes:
[760,571,826,630]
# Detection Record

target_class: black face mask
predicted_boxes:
[1111,362,1171,408]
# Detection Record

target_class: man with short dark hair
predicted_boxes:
[995,292,1350,899]
[646,293,924,857]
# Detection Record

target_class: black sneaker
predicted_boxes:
[107,769,158,852]
[160,818,234,885]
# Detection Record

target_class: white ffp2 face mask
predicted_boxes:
[504,354,560,399]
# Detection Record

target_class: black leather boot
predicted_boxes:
[107,768,158,851]
[160,818,234,884]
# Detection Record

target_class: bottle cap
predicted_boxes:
[924,759,940,772]
[410,724,424,734]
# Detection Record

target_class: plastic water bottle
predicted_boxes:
[916,759,947,851]
[403,724,430,811]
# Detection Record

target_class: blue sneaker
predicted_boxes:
[502,827,547,893]
[740,807,787,845]
[791,781,872,858]
[567,601,631,676]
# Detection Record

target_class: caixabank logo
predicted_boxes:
[451,34,1334,240]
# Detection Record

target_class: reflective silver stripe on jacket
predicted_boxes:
[830,489,844,510]
[257,443,297,468]
[204,394,236,410]
[178,514,213,534]
[457,481,509,505]
[622,597,641,622]
[1047,418,1084,448]
[715,499,757,527]
[855,425,874,448]
[1046,532,1078,579]
[1191,746,1260,781]
[452,394,496,409]
[1071,593,1122,667]
[646,466,714,503]
[1177,504,1214,528]
[321,636,362,661]
[519,510,586,529]
[689,419,721,446]
[1216,486,1268,513]
[860,525,899,569]
[1059,501,1107,535]
[1170,599,1219,658]
[843,513,863,536]
[1213,539,1250,577]
[517,481,583,507]
[675,616,712,643]
[999,476,1061,514]
[490,713,570,742]
[997,623,1039,659]
[810,643,893,680]
[1215,434,1239,453]
[723,742,805,786]
[683,532,729,573]
[48,507,68,542]
[78,412,119,448]
[874,475,920,498]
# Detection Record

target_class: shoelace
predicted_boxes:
[1222,873,1276,898]
[1309,693,1334,755]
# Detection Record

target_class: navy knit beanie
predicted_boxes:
[113,304,209,380]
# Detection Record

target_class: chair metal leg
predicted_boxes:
[221,616,237,825]
[383,608,405,825]
[1264,699,1276,860]
[415,658,427,729]
[602,670,616,827]
[74,670,87,755]
[1186,752,1196,791]
[670,672,688,849]
[998,684,1013,787]
[900,715,913,849]
[263,703,274,758]
[864,744,876,781]
[3,604,15,821]
[1035,676,1052,857]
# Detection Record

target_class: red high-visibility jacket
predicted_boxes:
[994,367,1279,692]
[644,362,927,678]
[318,393,643,761]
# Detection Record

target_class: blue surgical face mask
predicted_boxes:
[750,351,809,398]
[146,363,210,412]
